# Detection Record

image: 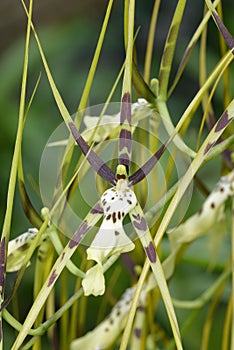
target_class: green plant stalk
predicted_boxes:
[201,279,225,350]
[122,0,135,98]
[69,273,84,343]
[172,266,231,309]
[232,198,234,349]
[217,2,231,108]
[203,134,234,163]
[77,0,114,116]
[144,0,161,83]
[158,0,187,100]
[0,1,33,348]
[0,2,31,267]
[18,149,42,228]
[119,263,147,350]
[32,241,54,350]
[17,74,43,228]
[168,0,221,97]
[96,265,121,323]
[158,50,233,159]
[222,296,232,350]
[49,229,85,277]
[197,14,210,149]
[174,310,200,349]
[69,251,90,343]
[198,48,233,151]
[60,270,69,350]
[3,285,82,337]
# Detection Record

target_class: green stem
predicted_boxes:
[122,0,135,98]
[232,198,234,348]
[0,0,33,348]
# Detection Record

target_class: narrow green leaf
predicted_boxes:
[231,197,234,348]
[132,62,156,105]
[0,1,33,347]
[158,0,186,100]
[18,152,42,228]
[144,0,161,83]
[77,0,114,117]
[168,0,221,96]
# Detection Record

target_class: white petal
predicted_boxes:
[82,264,105,296]
[87,184,136,264]
[87,226,135,265]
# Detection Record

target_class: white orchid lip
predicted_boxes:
[82,264,105,296]
[82,181,137,296]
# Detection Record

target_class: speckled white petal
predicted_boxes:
[87,182,137,264]
[82,181,137,296]
[168,169,234,244]
[7,228,39,272]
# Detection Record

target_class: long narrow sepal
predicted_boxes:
[118,93,132,171]
[205,0,234,52]
[119,0,135,171]
[68,121,116,185]
[129,204,182,350]
[128,143,166,186]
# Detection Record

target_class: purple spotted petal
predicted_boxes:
[120,92,131,124]
[91,202,104,214]
[212,11,234,51]
[215,111,233,132]
[69,221,90,249]
[137,306,145,312]
[134,328,141,338]
[133,217,147,231]
[145,241,157,263]
[119,93,132,169]
[47,270,58,287]
[204,142,215,155]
